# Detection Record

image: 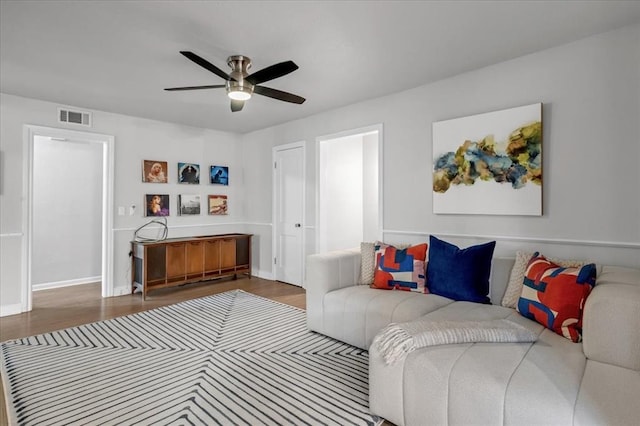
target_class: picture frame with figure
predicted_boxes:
[145,194,170,216]
[208,195,228,215]
[178,162,200,184]
[210,165,229,185]
[142,160,168,183]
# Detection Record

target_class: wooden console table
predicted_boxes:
[131,233,252,299]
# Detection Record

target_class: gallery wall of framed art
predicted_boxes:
[141,160,230,216]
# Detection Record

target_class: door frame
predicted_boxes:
[315,123,384,253]
[22,125,115,312]
[272,141,306,284]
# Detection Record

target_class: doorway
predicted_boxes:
[22,125,114,312]
[317,125,382,253]
[272,142,305,287]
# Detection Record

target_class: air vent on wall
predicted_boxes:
[58,107,92,127]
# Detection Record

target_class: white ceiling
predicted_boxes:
[2,1,639,134]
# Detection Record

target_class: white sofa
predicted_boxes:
[305,248,640,426]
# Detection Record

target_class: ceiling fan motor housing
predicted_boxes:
[226,55,254,98]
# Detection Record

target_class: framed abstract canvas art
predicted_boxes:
[432,103,542,216]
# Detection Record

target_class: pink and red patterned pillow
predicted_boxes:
[517,253,596,342]
[371,242,428,293]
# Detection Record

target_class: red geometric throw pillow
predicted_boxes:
[371,242,428,293]
[517,252,596,342]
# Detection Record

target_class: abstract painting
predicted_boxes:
[432,103,542,215]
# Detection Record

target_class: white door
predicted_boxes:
[273,143,304,286]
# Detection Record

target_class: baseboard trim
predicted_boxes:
[112,286,131,297]
[0,303,22,317]
[33,276,101,292]
[253,270,274,281]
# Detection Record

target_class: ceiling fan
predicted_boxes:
[165,51,306,112]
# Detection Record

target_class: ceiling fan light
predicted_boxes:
[228,87,252,101]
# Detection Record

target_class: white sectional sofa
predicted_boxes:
[305,248,640,426]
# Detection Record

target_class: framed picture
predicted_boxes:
[208,195,228,215]
[142,160,168,183]
[432,103,542,216]
[178,194,201,215]
[145,194,170,216]
[178,162,200,184]
[210,165,229,185]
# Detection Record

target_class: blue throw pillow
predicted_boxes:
[427,236,496,304]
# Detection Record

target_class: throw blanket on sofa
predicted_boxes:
[373,318,538,365]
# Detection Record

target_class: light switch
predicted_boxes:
[129,205,136,216]
[118,206,125,216]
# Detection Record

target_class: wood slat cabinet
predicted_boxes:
[131,233,252,299]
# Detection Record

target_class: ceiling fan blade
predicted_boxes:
[180,51,233,81]
[246,61,298,85]
[253,85,306,104]
[231,99,245,112]
[164,85,225,91]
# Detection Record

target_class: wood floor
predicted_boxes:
[0,277,306,342]
[0,276,305,426]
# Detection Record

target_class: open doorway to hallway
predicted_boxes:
[22,125,114,313]
[31,135,103,296]
[317,125,383,253]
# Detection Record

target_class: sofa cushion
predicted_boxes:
[322,286,452,349]
[372,242,428,293]
[360,241,411,286]
[427,236,495,304]
[518,253,596,342]
[582,265,640,370]
[574,359,640,424]
[369,302,591,426]
[501,250,588,308]
[359,242,376,285]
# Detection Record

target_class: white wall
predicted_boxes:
[318,134,363,252]
[32,136,103,286]
[2,24,639,315]
[241,24,640,269]
[0,93,243,314]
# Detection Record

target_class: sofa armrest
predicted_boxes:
[305,248,361,332]
[582,266,640,371]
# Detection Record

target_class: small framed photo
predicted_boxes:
[178,162,200,184]
[210,165,229,185]
[142,160,168,183]
[178,194,201,215]
[145,194,170,216]
[208,195,228,215]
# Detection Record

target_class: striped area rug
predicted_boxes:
[1,290,381,425]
